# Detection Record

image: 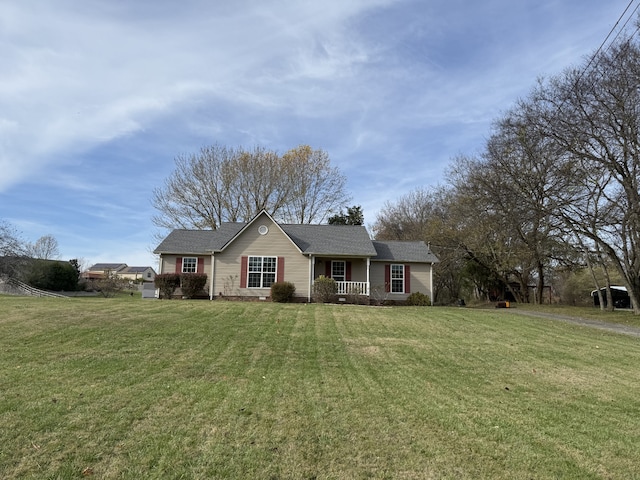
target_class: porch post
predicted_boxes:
[366,257,371,296]
[157,256,164,299]
[209,253,215,300]
[308,255,314,303]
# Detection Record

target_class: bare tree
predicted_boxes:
[152,144,241,230]
[473,106,568,304]
[152,144,350,230]
[0,220,26,277]
[27,234,60,260]
[533,36,640,313]
[373,188,434,241]
[372,187,469,304]
[233,146,292,221]
[370,28,640,311]
[278,145,350,224]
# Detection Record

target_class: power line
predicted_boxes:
[577,0,640,83]
[541,0,640,122]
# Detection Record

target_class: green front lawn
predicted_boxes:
[1,297,639,479]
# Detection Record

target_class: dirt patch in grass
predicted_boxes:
[357,345,382,357]
[345,338,427,359]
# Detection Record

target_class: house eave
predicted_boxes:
[306,253,373,258]
[370,258,438,263]
[155,251,210,256]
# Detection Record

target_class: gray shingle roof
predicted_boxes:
[371,240,439,263]
[124,266,156,273]
[153,230,217,254]
[88,263,128,271]
[281,224,377,256]
[153,223,245,254]
[153,219,439,264]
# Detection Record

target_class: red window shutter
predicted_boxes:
[325,261,331,278]
[346,262,352,281]
[384,264,390,292]
[240,256,248,288]
[197,257,205,274]
[405,264,411,293]
[176,257,182,273]
[277,257,285,283]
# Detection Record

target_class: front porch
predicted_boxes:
[311,256,371,298]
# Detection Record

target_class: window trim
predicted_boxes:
[390,264,405,294]
[331,260,346,282]
[182,257,197,273]
[247,255,277,289]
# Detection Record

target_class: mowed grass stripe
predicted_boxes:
[1,296,639,479]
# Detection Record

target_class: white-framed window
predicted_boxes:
[248,256,277,288]
[182,257,197,273]
[391,264,404,293]
[332,261,345,282]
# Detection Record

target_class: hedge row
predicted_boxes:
[154,273,207,299]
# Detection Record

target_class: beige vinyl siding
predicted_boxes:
[159,254,212,296]
[407,263,432,298]
[160,255,178,274]
[370,261,433,301]
[349,258,368,282]
[213,214,309,298]
[369,262,388,295]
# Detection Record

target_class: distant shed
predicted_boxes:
[591,286,631,309]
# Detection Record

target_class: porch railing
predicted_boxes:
[335,281,369,296]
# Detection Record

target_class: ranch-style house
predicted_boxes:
[153,210,439,303]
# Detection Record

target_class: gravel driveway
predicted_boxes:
[508,309,640,338]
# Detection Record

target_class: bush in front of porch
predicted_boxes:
[313,275,337,303]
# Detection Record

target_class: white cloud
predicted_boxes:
[0,0,407,192]
[0,0,632,265]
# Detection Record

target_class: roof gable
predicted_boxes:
[219,211,302,253]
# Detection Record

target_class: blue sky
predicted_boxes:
[0,0,635,270]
